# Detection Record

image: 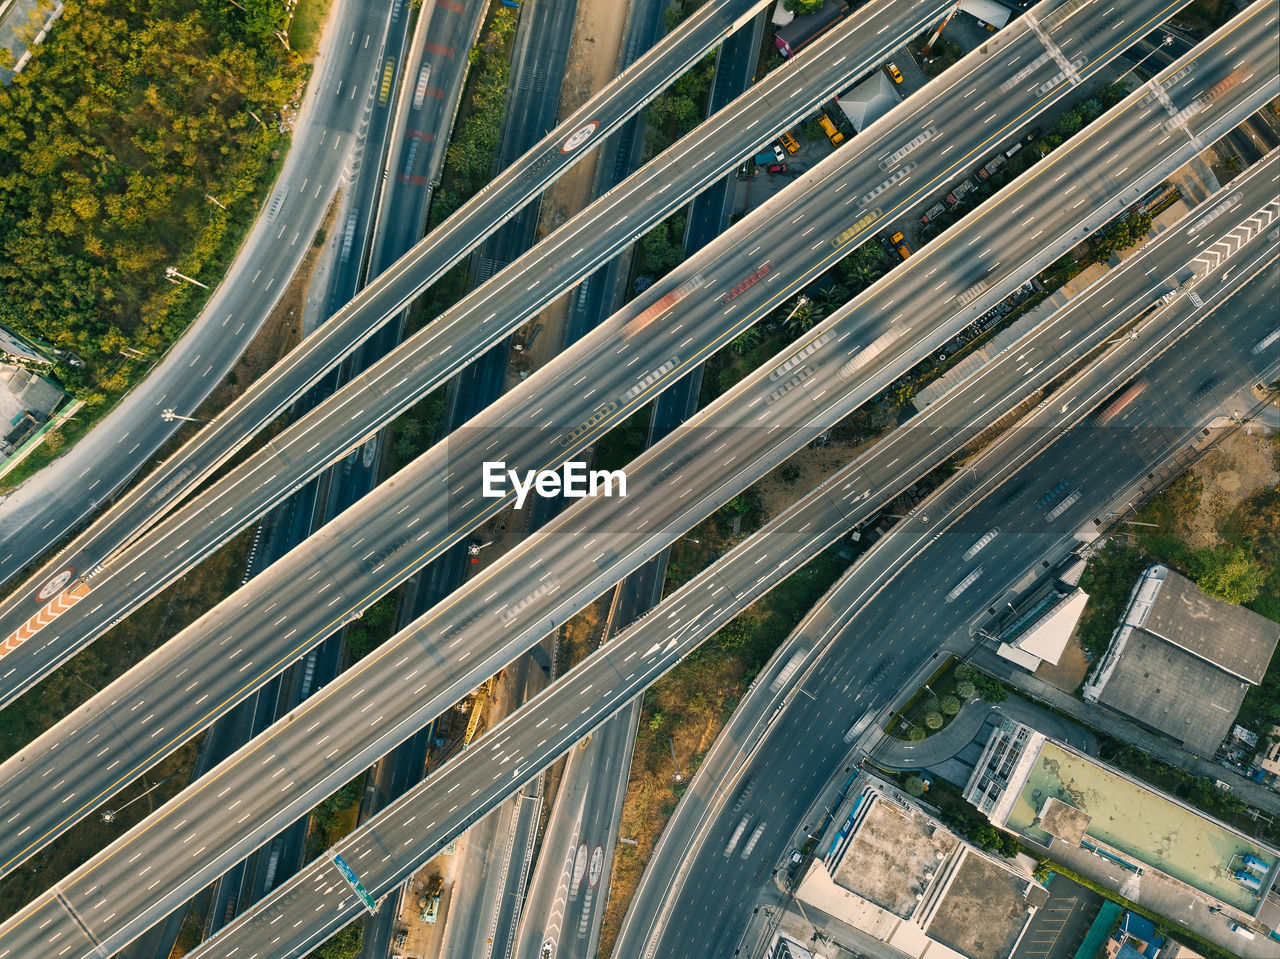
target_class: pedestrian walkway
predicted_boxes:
[973,647,1280,816]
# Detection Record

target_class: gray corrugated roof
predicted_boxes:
[836,70,898,132]
[1144,568,1279,684]
[1096,628,1247,756]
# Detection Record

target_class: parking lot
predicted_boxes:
[1012,874,1105,959]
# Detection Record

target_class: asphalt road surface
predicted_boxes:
[0,0,788,705]
[622,235,1280,959]
[195,168,1280,959]
[0,0,980,876]
[184,0,487,938]
[0,0,945,714]
[641,265,1280,959]
[0,0,394,586]
[2,29,1270,954]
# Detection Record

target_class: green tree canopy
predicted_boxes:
[785,0,826,14]
[309,922,362,959]
[1192,544,1266,605]
[0,0,299,398]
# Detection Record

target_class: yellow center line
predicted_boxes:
[9,0,1258,909]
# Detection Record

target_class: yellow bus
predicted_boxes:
[378,57,396,107]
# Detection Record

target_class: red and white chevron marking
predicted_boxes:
[0,581,92,658]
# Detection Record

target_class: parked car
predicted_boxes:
[920,201,947,225]
[886,61,903,83]
[768,163,786,174]
[773,143,786,163]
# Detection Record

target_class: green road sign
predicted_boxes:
[332,852,378,914]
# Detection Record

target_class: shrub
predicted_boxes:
[925,711,943,730]
[940,695,961,716]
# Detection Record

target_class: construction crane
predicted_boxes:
[462,676,494,749]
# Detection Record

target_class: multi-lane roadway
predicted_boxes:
[1,19,1271,954]
[0,0,790,699]
[622,226,1280,959]
[0,0,992,874]
[0,0,949,713]
[0,0,1251,891]
[198,153,1280,959]
[0,0,395,585]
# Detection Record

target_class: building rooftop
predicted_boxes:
[831,795,957,918]
[925,849,1030,959]
[836,70,898,133]
[799,778,1037,959]
[998,734,1279,915]
[1093,627,1248,756]
[997,588,1089,670]
[1142,568,1279,684]
[1039,797,1090,845]
[1083,566,1279,755]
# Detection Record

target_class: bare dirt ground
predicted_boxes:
[1186,430,1279,549]
[507,0,626,385]
[1036,633,1092,693]
[754,436,866,521]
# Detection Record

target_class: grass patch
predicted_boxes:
[884,659,1008,741]
[289,0,332,58]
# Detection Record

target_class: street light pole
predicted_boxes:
[165,265,209,289]
[101,774,175,823]
[1122,33,1174,79]
[161,409,209,424]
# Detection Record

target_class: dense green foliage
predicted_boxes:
[1189,543,1266,605]
[785,0,826,13]
[430,7,517,225]
[641,52,714,159]
[307,921,362,959]
[305,774,364,857]
[928,778,1021,857]
[1077,540,1150,662]
[1092,212,1154,262]
[0,0,300,401]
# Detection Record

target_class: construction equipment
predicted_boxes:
[462,676,494,748]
